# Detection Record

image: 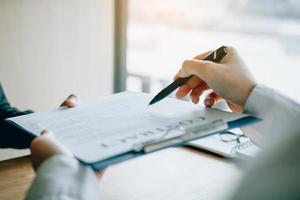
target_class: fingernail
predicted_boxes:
[41,130,54,137]
[69,94,77,100]
[41,130,48,135]
[204,98,214,107]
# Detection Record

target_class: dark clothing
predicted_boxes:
[0,83,34,149]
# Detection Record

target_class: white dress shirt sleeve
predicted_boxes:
[228,86,300,200]
[25,155,100,200]
[242,84,300,146]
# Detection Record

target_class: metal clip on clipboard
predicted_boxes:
[133,119,228,153]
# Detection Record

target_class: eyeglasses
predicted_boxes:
[219,131,253,154]
[219,131,248,144]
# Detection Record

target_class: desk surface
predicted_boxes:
[0,148,241,200]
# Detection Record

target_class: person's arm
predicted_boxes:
[0,88,78,149]
[26,155,101,200]
[0,83,33,120]
[26,133,101,200]
[0,83,34,148]
[242,84,300,146]
[227,84,300,200]
[176,47,300,199]
[174,45,300,145]
[174,47,300,145]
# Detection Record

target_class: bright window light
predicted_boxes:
[127,0,300,101]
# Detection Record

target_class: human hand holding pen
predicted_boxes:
[174,47,257,112]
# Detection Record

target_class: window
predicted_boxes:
[126,0,300,100]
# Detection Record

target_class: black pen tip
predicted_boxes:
[148,98,157,106]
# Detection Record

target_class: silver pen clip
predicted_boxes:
[133,119,228,153]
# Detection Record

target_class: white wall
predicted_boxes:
[0,0,115,111]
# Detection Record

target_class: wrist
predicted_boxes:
[241,81,257,106]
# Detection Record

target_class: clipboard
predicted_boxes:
[4,115,259,170]
[5,92,261,171]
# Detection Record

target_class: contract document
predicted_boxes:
[6,92,258,167]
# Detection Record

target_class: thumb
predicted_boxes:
[179,59,218,83]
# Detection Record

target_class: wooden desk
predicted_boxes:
[0,156,34,200]
[0,148,241,200]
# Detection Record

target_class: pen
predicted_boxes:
[148,46,228,105]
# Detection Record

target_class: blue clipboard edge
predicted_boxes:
[227,115,261,130]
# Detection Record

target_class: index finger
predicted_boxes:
[176,76,207,99]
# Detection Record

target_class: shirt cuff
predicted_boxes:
[26,155,100,200]
[244,84,274,117]
[242,84,300,146]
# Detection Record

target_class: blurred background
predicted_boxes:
[126,0,300,101]
[0,0,114,111]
